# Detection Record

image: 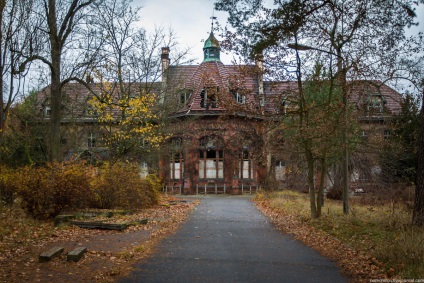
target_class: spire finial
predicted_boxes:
[210,10,217,32]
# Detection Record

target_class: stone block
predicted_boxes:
[54,215,75,227]
[67,247,87,262]
[39,246,64,263]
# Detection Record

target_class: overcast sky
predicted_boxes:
[135,0,424,65]
[135,0,231,64]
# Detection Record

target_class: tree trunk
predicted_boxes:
[49,56,62,162]
[413,87,424,226]
[307,152,317,218]
[316,158,326,218]
[0,0,4,135]
[48,0,62,162]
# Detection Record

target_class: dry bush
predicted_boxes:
[0,165,19,205]
[266,190,424,278]
[15,162,93,219]
[91,162,160,209]
[1,161,161,219]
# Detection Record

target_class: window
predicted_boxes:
[232,90,245,104]
[199,136,224,179]
[259,96,265,107]
[170,138,184,180]
[275,160,285,181]
[200,87,218,109]
[367,94,385,113]
[140,162,149,178]
[239,149,254,179]
[44,106,51,117]
[87,133,96,148]
[384,130,391,140]
[280,98,287,114]
[85,99,98,117]
[361,130,368,141]
[179,90,192,105]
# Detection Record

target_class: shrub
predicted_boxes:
[91,162,161,209]
[15,162,93,219]
[1,161,161,219]
[0,165,18,205]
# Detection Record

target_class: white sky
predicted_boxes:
[135,0,231,64]
[135,0,424,66]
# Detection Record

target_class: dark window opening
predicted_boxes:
[200,87,219,109]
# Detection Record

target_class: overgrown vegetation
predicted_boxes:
[0,161,161,219]
[259,190,424,278]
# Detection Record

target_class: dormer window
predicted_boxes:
[367,94,386,113]
[179,90,192,105]
[200,87,218,109]
[232,90,245,104]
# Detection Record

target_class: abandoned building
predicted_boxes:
[36,29,403,194]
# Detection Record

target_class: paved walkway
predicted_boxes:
[118,195,347,283]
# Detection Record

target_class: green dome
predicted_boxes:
[203,32,220,49]
[203,31,221,62]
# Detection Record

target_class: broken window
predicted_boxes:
[200,87,219,109]
[170,138,184,180]
[239,149,254,179]
[199,136,224,179]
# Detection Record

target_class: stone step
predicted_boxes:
[39,246,64,263]
[70,221,128,230]
[67,247,87,262]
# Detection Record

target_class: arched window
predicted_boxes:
[199,136,224,179]
[170,138,184,180]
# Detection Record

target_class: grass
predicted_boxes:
[263,190,424,278]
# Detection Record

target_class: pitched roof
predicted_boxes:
[164,61,402,117]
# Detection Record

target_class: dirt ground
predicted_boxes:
[1,195,395,283]
[0,196,198,283]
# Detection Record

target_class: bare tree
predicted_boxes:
[216,0,423,217]
[16,0,97,161]
[85,0,192,160]
[0,0,35,135]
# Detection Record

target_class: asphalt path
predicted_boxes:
[118,195,347,283]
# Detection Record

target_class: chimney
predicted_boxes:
[161,47,170,83]
[255,54,264,107]
[160,47,170,104]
